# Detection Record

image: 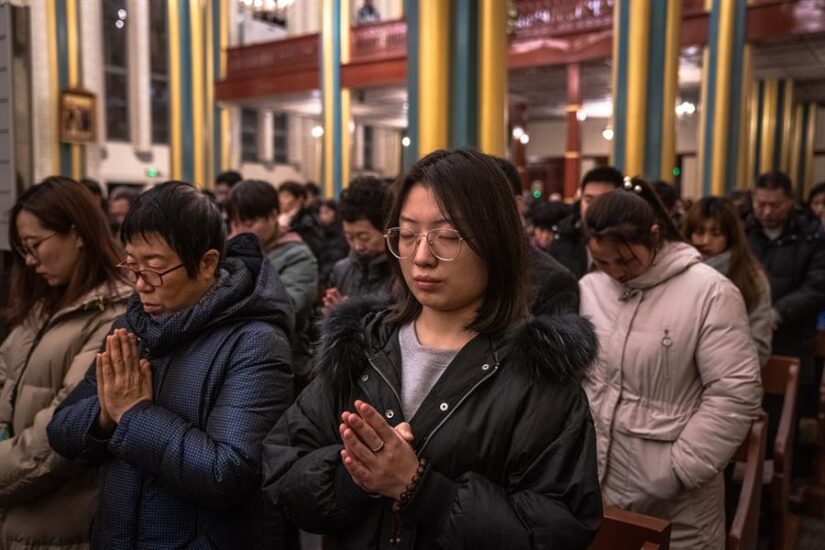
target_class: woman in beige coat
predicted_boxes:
[0,177,129,549]
[579,179,762,550]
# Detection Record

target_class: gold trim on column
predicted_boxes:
[779,79,794,173]
[661,0,681,181]
[219,0,230,171]
[790,103,803,192]
[737,45,753,188]
[710,0,734,196]
[479,0,507,156]
[747,75,759,182]
[759,78,777,174]
[67,0,82,180]
[418,0,449,155]
[46,1,60,174]
[804,104,817,197]
[322,0,334,197]
[697,47,710,190]
[205,0,215,188]
[190,0,205,188]
[610,0,621,164]
[341,88,351,189]
[168,0,182,180]
[625,0,650,177]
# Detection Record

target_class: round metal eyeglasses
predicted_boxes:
[384,227,466,262]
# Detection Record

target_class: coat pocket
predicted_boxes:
[613,394,692,442]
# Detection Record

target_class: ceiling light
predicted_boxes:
[117,9,127,20]
[402,136,411,147]
[519,134,530,145]
[576,110,587,122]
[311,125,324,138]
[602,127,614,141]
[512,126,525,140]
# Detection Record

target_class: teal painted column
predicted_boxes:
[403,0,419,172]
[449,0,478,149]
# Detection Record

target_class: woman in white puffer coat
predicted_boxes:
[578,178,763,550]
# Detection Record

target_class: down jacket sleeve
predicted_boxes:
[50,324,292,507]
[671,281,763,490]
[262,379,379,532]
[774,236,825,326]
[400,383,602,549]
[0,317,114,506]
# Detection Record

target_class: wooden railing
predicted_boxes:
[350,19,407,64]
[510,0,615,40]
[225,33,318,78]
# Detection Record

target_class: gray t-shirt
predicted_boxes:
[398,322,460,420]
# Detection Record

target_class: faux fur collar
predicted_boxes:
[315,298,597,387]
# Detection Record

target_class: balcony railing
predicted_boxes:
[226,33,318,78]
[511,0,615,41]
[350,19,407,63]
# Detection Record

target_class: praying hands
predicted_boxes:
[95,328,153,433]
[339,400,420,500]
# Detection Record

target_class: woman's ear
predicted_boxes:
[200,249,221,280]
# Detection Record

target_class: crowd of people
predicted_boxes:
[0,149,823,549]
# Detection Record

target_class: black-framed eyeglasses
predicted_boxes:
[117,262,185,287]
[15,233,57,260]
[384,227,466,262]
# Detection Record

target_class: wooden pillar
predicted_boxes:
[564,63,581,200]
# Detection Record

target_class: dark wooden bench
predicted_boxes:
[727,416,767,550]
[589,505,671,550]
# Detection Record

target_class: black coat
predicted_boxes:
[329,252,394,299]
[528,246,579,315]
[318,223,351,286]
[262,299,603,550]
[547,214,589,279]
[746,213,825,380]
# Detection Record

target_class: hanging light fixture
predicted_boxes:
[238,0,295,18]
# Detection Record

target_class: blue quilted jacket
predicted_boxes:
[47,234,294,549]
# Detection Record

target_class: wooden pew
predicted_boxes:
[727,416,767,550]
[763,355,800,550]
[589,506,671,550]
[801,328,825,516]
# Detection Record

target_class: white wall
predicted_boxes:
[99,142,170,190]
[239,162,304,185]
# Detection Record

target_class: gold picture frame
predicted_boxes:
[60,89,96,144]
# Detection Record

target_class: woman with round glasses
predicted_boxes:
[0,176,130,548]
[263,149,602,549]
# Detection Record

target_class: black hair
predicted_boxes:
[304,181,320,196]
[754,171,793,198]
[581,166,624,192]
[80,178,103,197]
[216,171,243,188]
[492,156,522,196]
[226,180,280,222]
[530,201,571,230]
[339,176,389,231]
[120,181,225,278]
[808,182,825,205]
[385,149,528,335]
[278,180,307,200]
[651,180,679,211]
[584,177,685,249]
[320,199,338,212]
[110,186,141,205]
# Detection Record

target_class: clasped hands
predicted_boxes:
[95,328,153,433]
[339,400,420,501]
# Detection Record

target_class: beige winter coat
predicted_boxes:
[0,283,130,550]
[579,242,762,550]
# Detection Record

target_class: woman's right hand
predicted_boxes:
[95,352,115,434]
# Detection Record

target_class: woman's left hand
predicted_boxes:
[339,400,420,500]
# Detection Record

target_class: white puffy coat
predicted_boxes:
[579,241,763,549]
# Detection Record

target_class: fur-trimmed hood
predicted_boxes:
[315,298,598,388]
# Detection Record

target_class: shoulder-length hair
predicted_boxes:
[7,176,124,326]
[385,149,529,335]
[683,197,766,312]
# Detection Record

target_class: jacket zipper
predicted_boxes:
[416,364,500,456]
[368,356,403,412]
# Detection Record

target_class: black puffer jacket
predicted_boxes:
[547,213,589,279]
[329,252,393,299]
[528,246,579,315]
[262,299,602,550]
[747,213,825,381]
